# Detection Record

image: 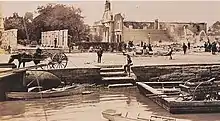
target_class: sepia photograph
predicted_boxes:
[1,0,220,121]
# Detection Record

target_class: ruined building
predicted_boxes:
[90,0,207,45]
[0,4,18,51]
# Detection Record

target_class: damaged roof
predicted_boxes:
[123,21,155,29]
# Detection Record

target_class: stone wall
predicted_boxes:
[1,29,18,51]
[123,28,170,45]
[46,67,102,84]
[0,70,26,101]
[132,64,220,82]
[160,22,207,41]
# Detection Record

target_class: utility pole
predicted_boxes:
[23,17,29,42]
[148,33,151,44]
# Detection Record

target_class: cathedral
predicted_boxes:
[90,0,207,45]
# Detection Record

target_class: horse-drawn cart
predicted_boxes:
[43,49,68,69]
[8,48,68,69]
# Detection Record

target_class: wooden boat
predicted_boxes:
[102,109,176,121]
[6,85,85,100]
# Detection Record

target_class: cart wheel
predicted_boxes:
[51,53,68,69]
[39,52,54,69]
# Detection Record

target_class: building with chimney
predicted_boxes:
[90,0,207,45]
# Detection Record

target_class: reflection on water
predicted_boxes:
[1,87,220,121]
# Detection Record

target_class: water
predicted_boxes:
[0,87,220,121]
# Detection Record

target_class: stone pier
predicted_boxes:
[132,63,220,82]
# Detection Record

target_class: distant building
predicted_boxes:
[0,3,18,51]
[90,0,207,45]
[89,20,103,41]
[1,29,18,51]
[41,30,68,48]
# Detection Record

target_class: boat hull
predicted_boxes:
[102,109,146,121]
[6,86,85,100]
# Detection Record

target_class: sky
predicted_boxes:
[1,1,220,27]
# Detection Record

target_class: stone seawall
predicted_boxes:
[132,63,220,82]
[45,67,101,84]
[0,70,26,101]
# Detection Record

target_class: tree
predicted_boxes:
[4,13,26,40]
[30,4,90,45]
[4,12,34,45]
[24,12,34,22]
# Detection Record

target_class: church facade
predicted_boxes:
[90,0,207,45]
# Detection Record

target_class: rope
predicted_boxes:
[29,69,48,121]
[192,78,215,101]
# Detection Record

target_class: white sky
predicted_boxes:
[1,1,220,27]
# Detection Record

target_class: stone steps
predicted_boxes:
[107,83,134,88]
[100,72,127,77]
[100,67,124,72]
[102,76,135,84]
[98,64,135,85]
[96,64,123,68]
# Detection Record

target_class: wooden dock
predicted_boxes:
[136,82,220,114]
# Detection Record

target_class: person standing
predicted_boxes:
[148,43,153,51]
[187,41,191,50]
[54,38,57,48]
[211,41,217,55]
[97,47,103,63]
[183,43,187,54]
[143,43,147,55]
[124,54,133,76]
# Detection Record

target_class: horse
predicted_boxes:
[8,53,44,68]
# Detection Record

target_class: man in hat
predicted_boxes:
[97,47,103,63]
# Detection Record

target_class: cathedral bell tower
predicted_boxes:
[102,0,114,43]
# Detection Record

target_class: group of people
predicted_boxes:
[204,40,219,55]
[182,42,191,54]
[142,43,153,55]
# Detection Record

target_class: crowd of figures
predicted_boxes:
[121,41,153,55]
[204,40,219,55]
[182,39,220,55]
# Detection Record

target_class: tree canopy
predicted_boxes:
[30,4,90,45]
[4,13,27,40]
[4,4,90,46]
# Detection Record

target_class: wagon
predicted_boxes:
[9,48,68,69]
[41,49,68,69]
